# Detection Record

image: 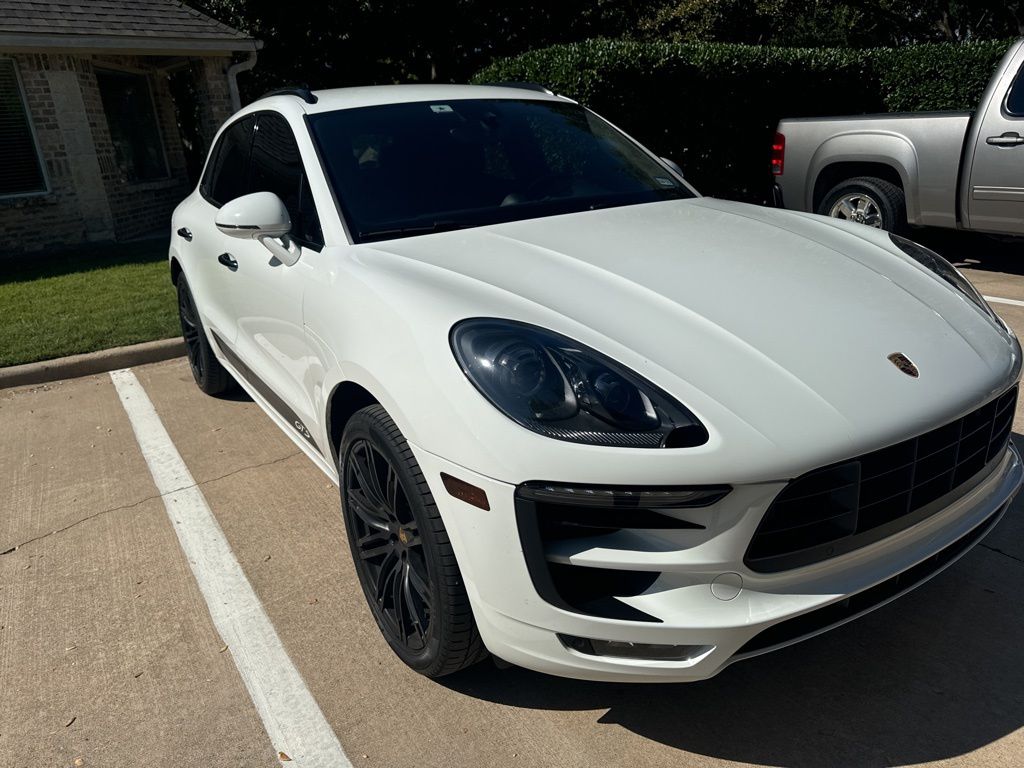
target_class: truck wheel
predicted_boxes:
[818,177,906,233]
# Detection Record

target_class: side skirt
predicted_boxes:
[209,330,340,485]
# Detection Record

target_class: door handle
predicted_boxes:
[176,227,193,241]
[217,252,238,271]
[986,132,1024,147]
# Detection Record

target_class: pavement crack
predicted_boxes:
[0,493,164,555]
[980,542,1024,565]
[1,451,303,555]
[192,451,304,490]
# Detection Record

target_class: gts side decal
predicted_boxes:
[293,419,314,442]
[210,331,323,455]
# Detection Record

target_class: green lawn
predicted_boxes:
[0,238,180,367]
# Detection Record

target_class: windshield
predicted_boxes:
[308,98,694,243]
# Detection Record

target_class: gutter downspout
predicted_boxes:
[227,50,258,112]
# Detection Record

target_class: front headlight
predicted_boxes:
[451,319,708,448]
[889,234,997,322]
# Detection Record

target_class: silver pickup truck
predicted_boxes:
[774,38,1024,236]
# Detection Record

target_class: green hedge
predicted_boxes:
[875,42,1009,112]
[472,39,1011,202]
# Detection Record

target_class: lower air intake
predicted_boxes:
[515,482,730,623]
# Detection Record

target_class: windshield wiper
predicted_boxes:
[583,188,688,213]
[358,220,471,240]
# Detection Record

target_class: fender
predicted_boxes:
[807,131,920,224]
[317,356,421,472]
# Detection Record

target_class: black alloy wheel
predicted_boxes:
[345,438,432,651]
[340,405,487,677]
[175,275,234,395]
[178,280,204,379]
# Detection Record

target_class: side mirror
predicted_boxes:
[215,191,299,266]
[660,157,685,179]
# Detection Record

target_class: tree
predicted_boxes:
[903,1,1024,41]
[636,0,1024,47]
[190,0,648,96]
[188,0,1024,102]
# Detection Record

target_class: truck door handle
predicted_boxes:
[217,252,238,271]
[986,132,1024,146]
[176,227,193,241]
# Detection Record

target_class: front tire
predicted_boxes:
[176,275,234,396]
[340,405,487,677]
[818,176,906,233]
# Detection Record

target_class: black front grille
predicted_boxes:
[746,386,1017,573]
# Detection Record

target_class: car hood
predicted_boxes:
[363,198,1019,466]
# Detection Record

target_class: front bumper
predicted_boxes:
[411,442,1021,683]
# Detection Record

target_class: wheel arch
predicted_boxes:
[813,162,904,210]
[808,134,918,224]
[170,255,183,286]
[325,379,381,466]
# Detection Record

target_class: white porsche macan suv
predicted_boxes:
[170,83,1022,682]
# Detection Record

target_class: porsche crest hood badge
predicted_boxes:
[888,352,919,378]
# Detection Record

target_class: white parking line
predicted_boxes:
[984,295,1024,308]
[109,368,351,768]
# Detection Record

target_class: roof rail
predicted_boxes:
[260,86,318,104]
[484,81,554,96]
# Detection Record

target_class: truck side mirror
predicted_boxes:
[660,157,685,178]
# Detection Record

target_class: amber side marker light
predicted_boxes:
[441,472,491,510]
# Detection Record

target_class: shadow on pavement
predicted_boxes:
[443,435,1024,767]
[915,229,1024,275]
[218,387,254,403]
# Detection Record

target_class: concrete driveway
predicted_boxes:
[2,232,1024,768]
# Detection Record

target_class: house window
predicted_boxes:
[95,69,168,183]
[0,58,47,197]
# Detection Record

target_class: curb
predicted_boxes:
[0,337,185,390]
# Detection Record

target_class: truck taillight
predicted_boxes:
[771,132,785,175]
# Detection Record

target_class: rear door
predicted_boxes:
[967,45,1024,235]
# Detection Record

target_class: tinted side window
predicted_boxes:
[1005,63,1024,117]
[250,114,323,246]
[201,116,255,206]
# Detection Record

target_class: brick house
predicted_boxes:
[0,1,261,254]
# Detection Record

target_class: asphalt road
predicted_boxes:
[2,230,1024,768]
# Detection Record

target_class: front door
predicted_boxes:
[968,48,1024,235]
[218,112,326,454]
[192,114,256,342]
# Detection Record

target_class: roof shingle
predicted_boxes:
[0,1,257,47]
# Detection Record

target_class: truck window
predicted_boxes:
[1005,63,1024,117]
